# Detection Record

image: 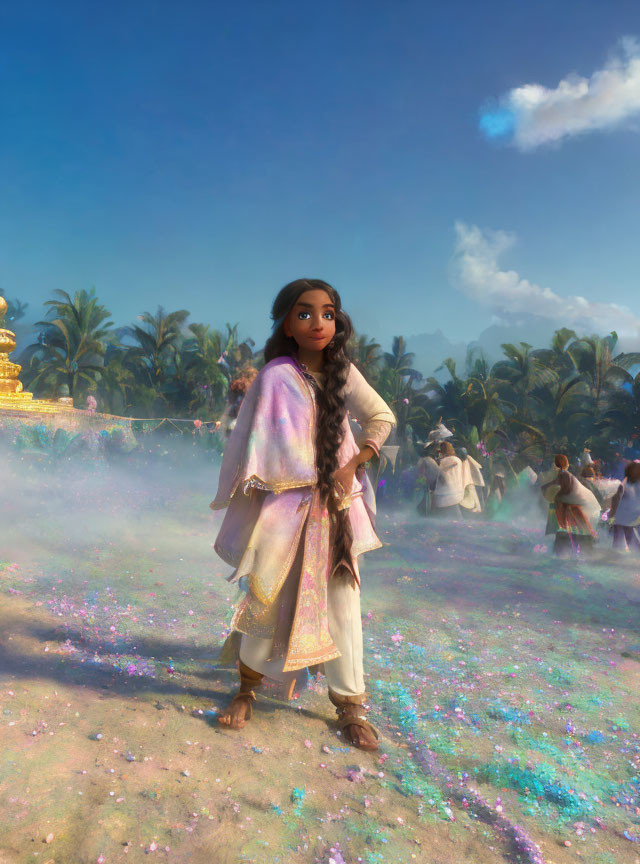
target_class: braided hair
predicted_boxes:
[263,279,355,582]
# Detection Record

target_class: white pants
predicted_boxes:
[239,575,365,697]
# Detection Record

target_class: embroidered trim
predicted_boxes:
[243,476,271,494]
[215,512,382,570]
[210,477,317,510]
[282,644,342,672]
[216,511,381,568]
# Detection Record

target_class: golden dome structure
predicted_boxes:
[0,295,32,404]
[0,295,135,449]
[0,295,74,413]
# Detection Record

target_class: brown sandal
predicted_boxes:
[218,661,263,729]
[336,704,380,751]
[328,688,380,752]
[217,690,256,728]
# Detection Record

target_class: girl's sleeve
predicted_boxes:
[345,363,397,457]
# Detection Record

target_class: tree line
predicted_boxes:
[2,288,640,470]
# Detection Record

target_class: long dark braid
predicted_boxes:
[264,279,355,582]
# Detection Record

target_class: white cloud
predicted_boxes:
[451,221,640,342]
[480,37,640,150]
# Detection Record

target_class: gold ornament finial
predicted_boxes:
[0,295,76,412]
[0,295,90,415]
[0,298,74,412]
[0,297,32,402]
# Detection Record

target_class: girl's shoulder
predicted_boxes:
[260,359,367,391]
[346,361,360,378]
[257,355,298,380]
[254,355,305,391]
[344,361,368,391]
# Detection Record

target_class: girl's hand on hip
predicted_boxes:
[332,463,357,498]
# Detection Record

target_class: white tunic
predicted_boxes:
[615,480,640,527]
[422,455,480,510]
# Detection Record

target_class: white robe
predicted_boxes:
[422,455,480,511]
[464,454,485,489]
[614,480,640,527]
[556,471,601,529]
[595,477,621,502]
[461,456,484,512]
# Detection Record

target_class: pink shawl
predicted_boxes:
[211,356,318,507]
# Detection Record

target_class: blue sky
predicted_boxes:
[2,0,640,350]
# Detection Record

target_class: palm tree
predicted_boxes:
[465,345,491,382]
[22,288,113,401]
[123,306,190,388]
[425,358,469,433]
[0,289,28,323]
[217,323,257,379]
[182,323,230,415]
[378,336,423,405]
[566,333,640,456]
[383,336,421,380]
[604,369,640,449]
[95,340,137,415]
[464,373,508,452]
[490,342,558,426]
[533,328,578,378]
[569,332,640,412]
[347,333,382,383]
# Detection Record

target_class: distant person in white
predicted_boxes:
[609,462,640,553]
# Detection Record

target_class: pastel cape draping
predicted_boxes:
[210,356,317,508]
[212,355,383,672]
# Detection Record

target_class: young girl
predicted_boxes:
[609,461,640,552]
[541,454,600,557]
[210,279,396,751]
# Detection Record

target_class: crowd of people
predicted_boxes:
[382,421,640,559]
[217,363,640,562]
[537,454,640,557]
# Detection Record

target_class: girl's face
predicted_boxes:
[284,289,336,352]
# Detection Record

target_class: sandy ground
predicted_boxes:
[2,455,640,864]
